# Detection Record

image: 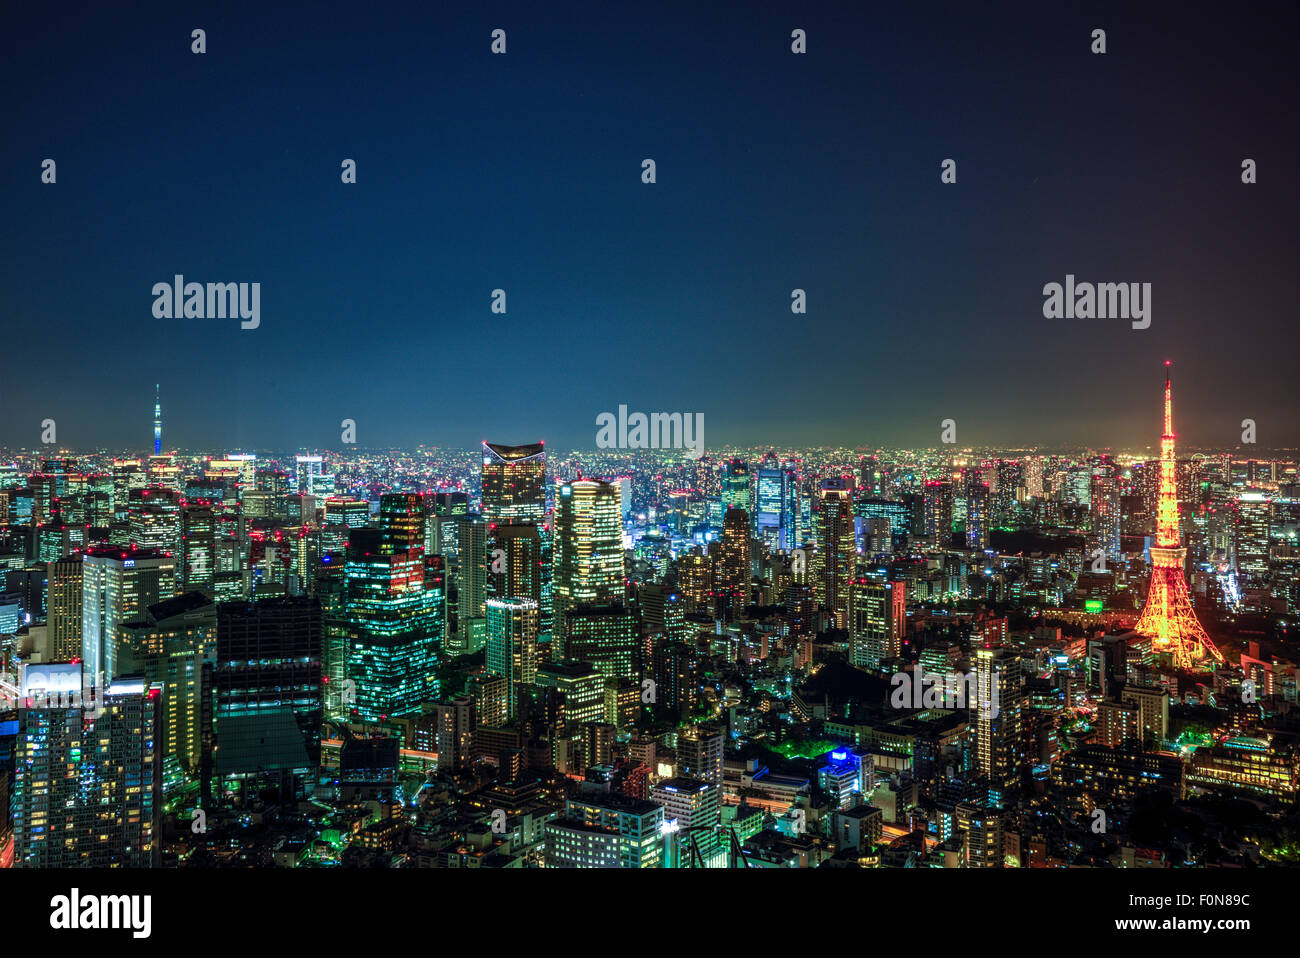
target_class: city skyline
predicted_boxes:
[3,0,1299,914]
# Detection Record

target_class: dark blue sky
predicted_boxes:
[2,0,1297,452]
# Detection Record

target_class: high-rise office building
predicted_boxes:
[481,441,546,523]
[487,522,551,642]
[485,597,540,719]
[924,479,954,547]
[204,597,323,803]
[972,646,1022,803]
[553,479,624,643]
[755,456,799,552]
[678,723,725,786]
[342,527,443,721]
[562,603,638,679]
[180,503,215,594]
[436,695,476,771]
[117,591,217,778]
[13,673,163,868]
[850,576,906,670]
[718,507,751,612]
[81,547,177,683]
[545,794,664,868]
[378,493,425,555]
[47,556,84,661]
[816,479,855,630]
[721,459,752,515]
[535,660,606,732]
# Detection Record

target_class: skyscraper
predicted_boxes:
[485,597,540,719]
[972,646,1022,803]
[13,673,163,868]
[204,597,322,803]
[47,556,84,661]
[487,522,549,640]
[553,479,625,643]
[342,527,443,721]
[850,576,906,670]
[816,478,855,630]
[481,441,546,523]
[81,547,176,683]
[180,503,215,595]
[718,506,752,613]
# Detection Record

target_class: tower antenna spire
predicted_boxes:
[1135,362,1223,668]
[153,384,162,455]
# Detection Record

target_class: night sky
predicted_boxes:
[2,1,1297,452]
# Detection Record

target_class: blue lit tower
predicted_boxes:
[153,384,162,455]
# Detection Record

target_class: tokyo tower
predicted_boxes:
[1133,362,1224,669]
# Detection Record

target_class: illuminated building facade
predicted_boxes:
[481,441,546,523]
[342,527,443,721]
[13,676,163,868]
[552,479,624,642]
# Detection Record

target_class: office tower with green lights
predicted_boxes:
[204,597,322,804]
[562,603,638,679]
[485,596,540,719]
[342,526,443,721]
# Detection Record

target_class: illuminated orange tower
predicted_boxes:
[1134,362,1224,669]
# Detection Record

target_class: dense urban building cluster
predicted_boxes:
[1,372,1299,870]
